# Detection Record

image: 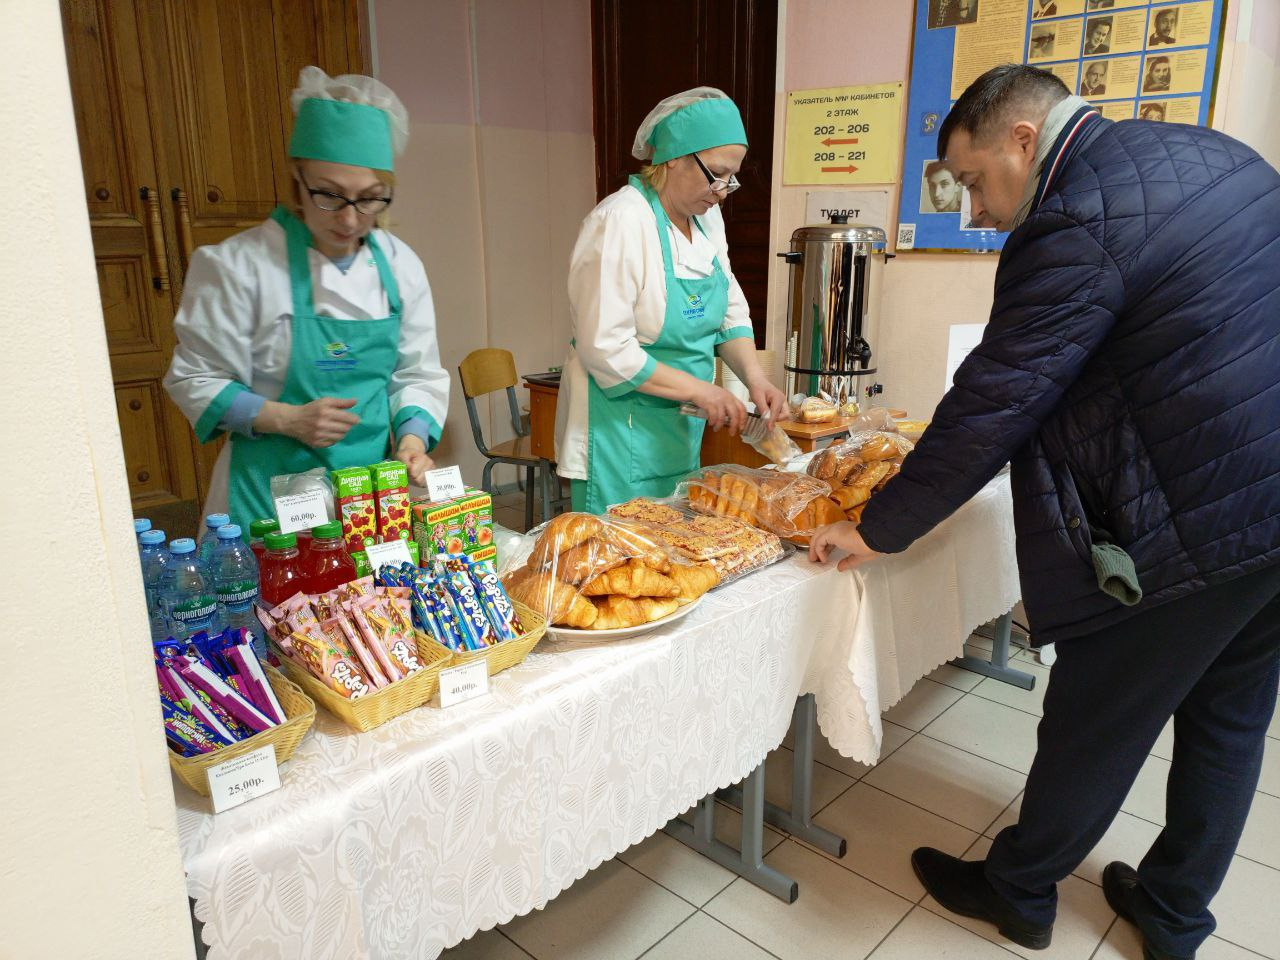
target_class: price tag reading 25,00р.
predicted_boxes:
[207,744,281,814]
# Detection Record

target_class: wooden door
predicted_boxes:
[62,0,368,536]
[591,0,777,347]
[62,0,200,537]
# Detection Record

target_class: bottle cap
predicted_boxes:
[249,518,280,538]
[217,524,243,540]
[264,532,298,551]
[139,530,166,546]
[311,520,343,539]
[205,513,231,529]
[134,518,152,534]
[169,538,197,555]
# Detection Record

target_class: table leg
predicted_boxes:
[951,611,1037,690]
[664,764,799,903]
[716,695,848,858]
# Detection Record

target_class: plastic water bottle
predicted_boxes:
[197,513,231,568]
[162,538,225,642]
[134,518,152,559]
[210,524,264,659]
[138,529,171,642]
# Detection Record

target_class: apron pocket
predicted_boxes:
[628,401,701,484]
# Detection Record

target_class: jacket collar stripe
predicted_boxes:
[1033,107,1102,211]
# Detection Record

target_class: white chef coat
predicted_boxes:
[164,216,450,516]
[555,183,755,481]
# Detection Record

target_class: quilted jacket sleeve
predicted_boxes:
[859,210,1126,554]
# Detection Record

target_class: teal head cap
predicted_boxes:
[288,66,409,171]
[632,87,748,166]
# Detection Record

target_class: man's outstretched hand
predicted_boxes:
[808,521,882,572]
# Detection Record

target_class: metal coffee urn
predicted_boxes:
[779,215,891,407]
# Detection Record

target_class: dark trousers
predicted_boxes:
[984,562,1280,957]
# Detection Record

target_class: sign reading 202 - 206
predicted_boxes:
[784,82,904,186]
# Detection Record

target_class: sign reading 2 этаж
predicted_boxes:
[784,83,903,185]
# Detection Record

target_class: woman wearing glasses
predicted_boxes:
[556,87,786,514]
[165,68,448,529]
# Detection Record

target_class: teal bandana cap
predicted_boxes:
[289,98,395,171]
[649,98,748,164]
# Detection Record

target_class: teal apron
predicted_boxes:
[226,206,401,530]
[576,176,730,515]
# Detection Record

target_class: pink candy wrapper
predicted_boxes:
[177,659,275,734]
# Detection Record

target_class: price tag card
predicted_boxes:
[206,744,281,814]
[438,659,490,708]
[364,538,415,572]
[274,491,329,534]
[425,465,465,503]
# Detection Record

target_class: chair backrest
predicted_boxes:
[456,349,526,457]
[458,348,518,399]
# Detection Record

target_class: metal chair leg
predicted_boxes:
[481,459,494,494]
[540,461,553,524]
[524,465,535,531]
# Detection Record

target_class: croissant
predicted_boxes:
[666,562,720,602]
[591,595,680,630]
[507,572,598,628]
[581,559,679,598]
[874,461,901,492]
[528,513,604,569]
[852,461,892,495]
[552,539,626,585]
[835,455,866,486]
[600,521,674,573]
[859,435,900,462]
[810,449,839,481]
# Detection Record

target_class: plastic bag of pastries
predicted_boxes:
[807,429,913,522]
[679,465,840,542]
[500,512,718,630]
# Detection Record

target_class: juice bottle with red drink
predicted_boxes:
[307,521,358,594]
[248,518,279,565]
[259,532,307,607]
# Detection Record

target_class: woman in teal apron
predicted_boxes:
[556,88,787,514]
[165,67,449,531]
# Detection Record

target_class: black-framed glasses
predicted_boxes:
[299,171,393,215]
[691,153,741,195]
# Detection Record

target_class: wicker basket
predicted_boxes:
[445,600,546,675]
[168,666,316,797]
[277,631,452,732]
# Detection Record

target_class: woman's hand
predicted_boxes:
[808,521,882,571]
[747,377,788,427]
[257,397,359,447]
[689,381,749,435]
[395,435,435,486]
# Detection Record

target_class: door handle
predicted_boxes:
[140,187,169,291]
[171,187,195,273]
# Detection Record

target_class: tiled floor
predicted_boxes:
[443,636,1280,960]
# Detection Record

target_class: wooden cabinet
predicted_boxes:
[60,0,368,536]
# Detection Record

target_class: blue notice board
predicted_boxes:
[896,0,1226,253]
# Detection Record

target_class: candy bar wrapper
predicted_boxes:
[226,638,287,725]
[330,612,392,689]
[381,588,418,644]
[437,557,496,649]
[426,579,471,651]
[289,629,371,700]
[463,556,524,642]
[345,600,406,683]
[156,641,246,739]
[159,659,239,743]
[342,575,376,600]
[357,595,422,675]
[177,659,275,734]
[161,693,230,755]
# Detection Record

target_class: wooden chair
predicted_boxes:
[458,348,557,530]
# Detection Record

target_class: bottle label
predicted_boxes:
[216,582,259,613]
[171,599,218,626]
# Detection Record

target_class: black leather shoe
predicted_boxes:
[911,847,1053,950]
[1102,862,1194,960]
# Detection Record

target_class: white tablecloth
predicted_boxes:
[180,473,1018,958]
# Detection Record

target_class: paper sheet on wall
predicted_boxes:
[804,190,889,230]
[952,0,1028,99]
[946,324,986,391]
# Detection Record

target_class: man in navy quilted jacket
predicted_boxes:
[812,65,1279,959]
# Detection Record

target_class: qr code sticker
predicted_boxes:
[896,224,916,250]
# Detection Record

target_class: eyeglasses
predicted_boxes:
[298,171,393,215]
[691,153,741,195]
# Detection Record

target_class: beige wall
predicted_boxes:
[0,3,193,958]
[768,0,1280,422]
[374,0,595,485]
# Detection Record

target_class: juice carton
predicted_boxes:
[370,460,411,542]
[412,489,494,562]
[331,466,376,554]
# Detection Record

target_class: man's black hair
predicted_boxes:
[938,63,1070,159]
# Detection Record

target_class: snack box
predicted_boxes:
[412,489,494,562]
[332,466,377,554]
[370,460,412,542]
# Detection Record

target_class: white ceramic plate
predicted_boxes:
[547,595,704,644]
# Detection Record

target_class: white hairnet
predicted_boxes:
[631,86,734,161]
[291,65,410,157]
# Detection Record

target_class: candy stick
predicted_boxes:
[160,660,238,743]
[347,599,407,681]
[225,639,287,725]
[177,659,275,734]
[161,694,227,755]
[330,613,391,689]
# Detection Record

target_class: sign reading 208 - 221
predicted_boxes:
[784,82,904,185]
